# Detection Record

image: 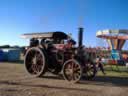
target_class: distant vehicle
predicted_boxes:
[21,28,97,83]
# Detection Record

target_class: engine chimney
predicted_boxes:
[78,27,83,47]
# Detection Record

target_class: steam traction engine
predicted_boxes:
[22,28,96,83]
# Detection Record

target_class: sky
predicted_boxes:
[0,0,128,47]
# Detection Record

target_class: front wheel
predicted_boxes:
[62,59,82,83]
[83,62,97,80]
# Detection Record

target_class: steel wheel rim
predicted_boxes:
[84,63,96,79]
[25,47,45,77]
[63,59,82,83]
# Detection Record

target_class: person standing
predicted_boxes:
[96,56,106,75]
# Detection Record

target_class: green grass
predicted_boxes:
[97,65,128,77]
[97,71,128,77]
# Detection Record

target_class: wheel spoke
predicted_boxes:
[25,48,46,77]
[63,59,82,83]
[84,63,96,80]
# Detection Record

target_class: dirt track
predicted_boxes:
[0,62,128,96]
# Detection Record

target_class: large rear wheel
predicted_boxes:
[24,47,46,77]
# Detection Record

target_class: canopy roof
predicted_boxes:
[21,31,68,40]
[96,29,128,40]
[97,35,128,40]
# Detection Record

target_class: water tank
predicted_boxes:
[8,49,21,61]
[0,50,4,61]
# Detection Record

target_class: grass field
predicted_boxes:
[98,65,128,77]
